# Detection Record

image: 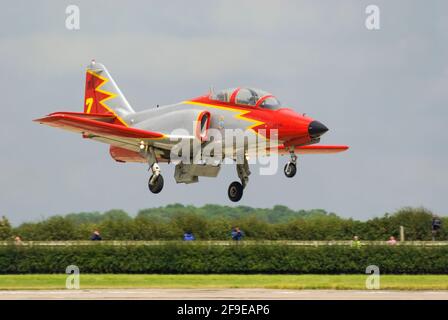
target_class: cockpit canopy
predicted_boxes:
[210,87,282,110]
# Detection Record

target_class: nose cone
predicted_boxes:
[308,121,328,138]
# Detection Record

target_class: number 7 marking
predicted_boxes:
[85,98,93,113]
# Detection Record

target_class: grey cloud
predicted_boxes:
[0,0,447,224]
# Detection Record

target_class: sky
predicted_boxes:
[0,0,447,224]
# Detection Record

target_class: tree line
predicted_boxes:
[0,204,445,241]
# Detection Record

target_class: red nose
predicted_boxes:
[275,109,308,138]
[276,109,328,147]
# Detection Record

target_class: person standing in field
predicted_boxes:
[231,227,244,241]
[14,236,23,245]
[351,235,361,248]
[387,236,397,245]
[183,231,195,241]
[90,230,102,241]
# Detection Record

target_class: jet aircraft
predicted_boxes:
[35,61,348,201]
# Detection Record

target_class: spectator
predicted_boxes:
[432,216,442,241]
[90,230,102,241]
[14,236,22,245]
[231,227,244,241]
[183,231,195,241]
[387,236,397,245]
[351,235,361,248]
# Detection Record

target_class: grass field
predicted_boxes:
[0,274,447,290]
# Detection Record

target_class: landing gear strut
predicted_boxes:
[228,154,250,202]
[284,150,297,178]
[142,143,164,194]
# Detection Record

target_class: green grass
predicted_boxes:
[0,274,447,290]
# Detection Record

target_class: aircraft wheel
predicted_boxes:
[148,174,164,194]
[284,162,297,178]
[228,181,244,202]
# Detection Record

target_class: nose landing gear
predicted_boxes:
[284,150,297,178]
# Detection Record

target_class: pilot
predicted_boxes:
[248,95,257,105]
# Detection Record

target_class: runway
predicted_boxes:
[0,289,447,300]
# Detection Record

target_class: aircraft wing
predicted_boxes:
[34,112,178,152]
[277,144,349,155]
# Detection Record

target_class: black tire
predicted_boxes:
[148,174,164,194]
[228,181,244,202]
[284,162,297,178]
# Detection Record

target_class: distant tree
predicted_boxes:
[133,216,181,240]
[207,217,233,239]
[38,216,78,240]
[136,208,165,220]
[0,216,12,240]
[236,215,276,239]
[274,219,305,240]
[170,213,209,239]
[99,219,135,240]
[200,204,233,219]
[301,209,328,219]
[65,211,103,224]
[13,222,42,240]
[76,222,99,240]
[102,209,132,221]
[6,205,446,241]
[390,207,433,240]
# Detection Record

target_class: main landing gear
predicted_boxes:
[228,155,251,202]
[142,143,164,194]
[284,150,297,178]
[148,163,164,193]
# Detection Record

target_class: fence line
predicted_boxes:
[1,240,447,246]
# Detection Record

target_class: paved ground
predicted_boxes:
[0,289,448,300]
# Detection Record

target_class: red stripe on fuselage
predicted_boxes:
[190,95,313,144]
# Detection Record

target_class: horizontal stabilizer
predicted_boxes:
[42,112,117,123]
[34,112,164,140]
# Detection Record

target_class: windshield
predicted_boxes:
[260,97,281,110]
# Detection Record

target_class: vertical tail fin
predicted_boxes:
[84,60,134,126]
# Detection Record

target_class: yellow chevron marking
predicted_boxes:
[86,69,128,127]
[182,101,266,133]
